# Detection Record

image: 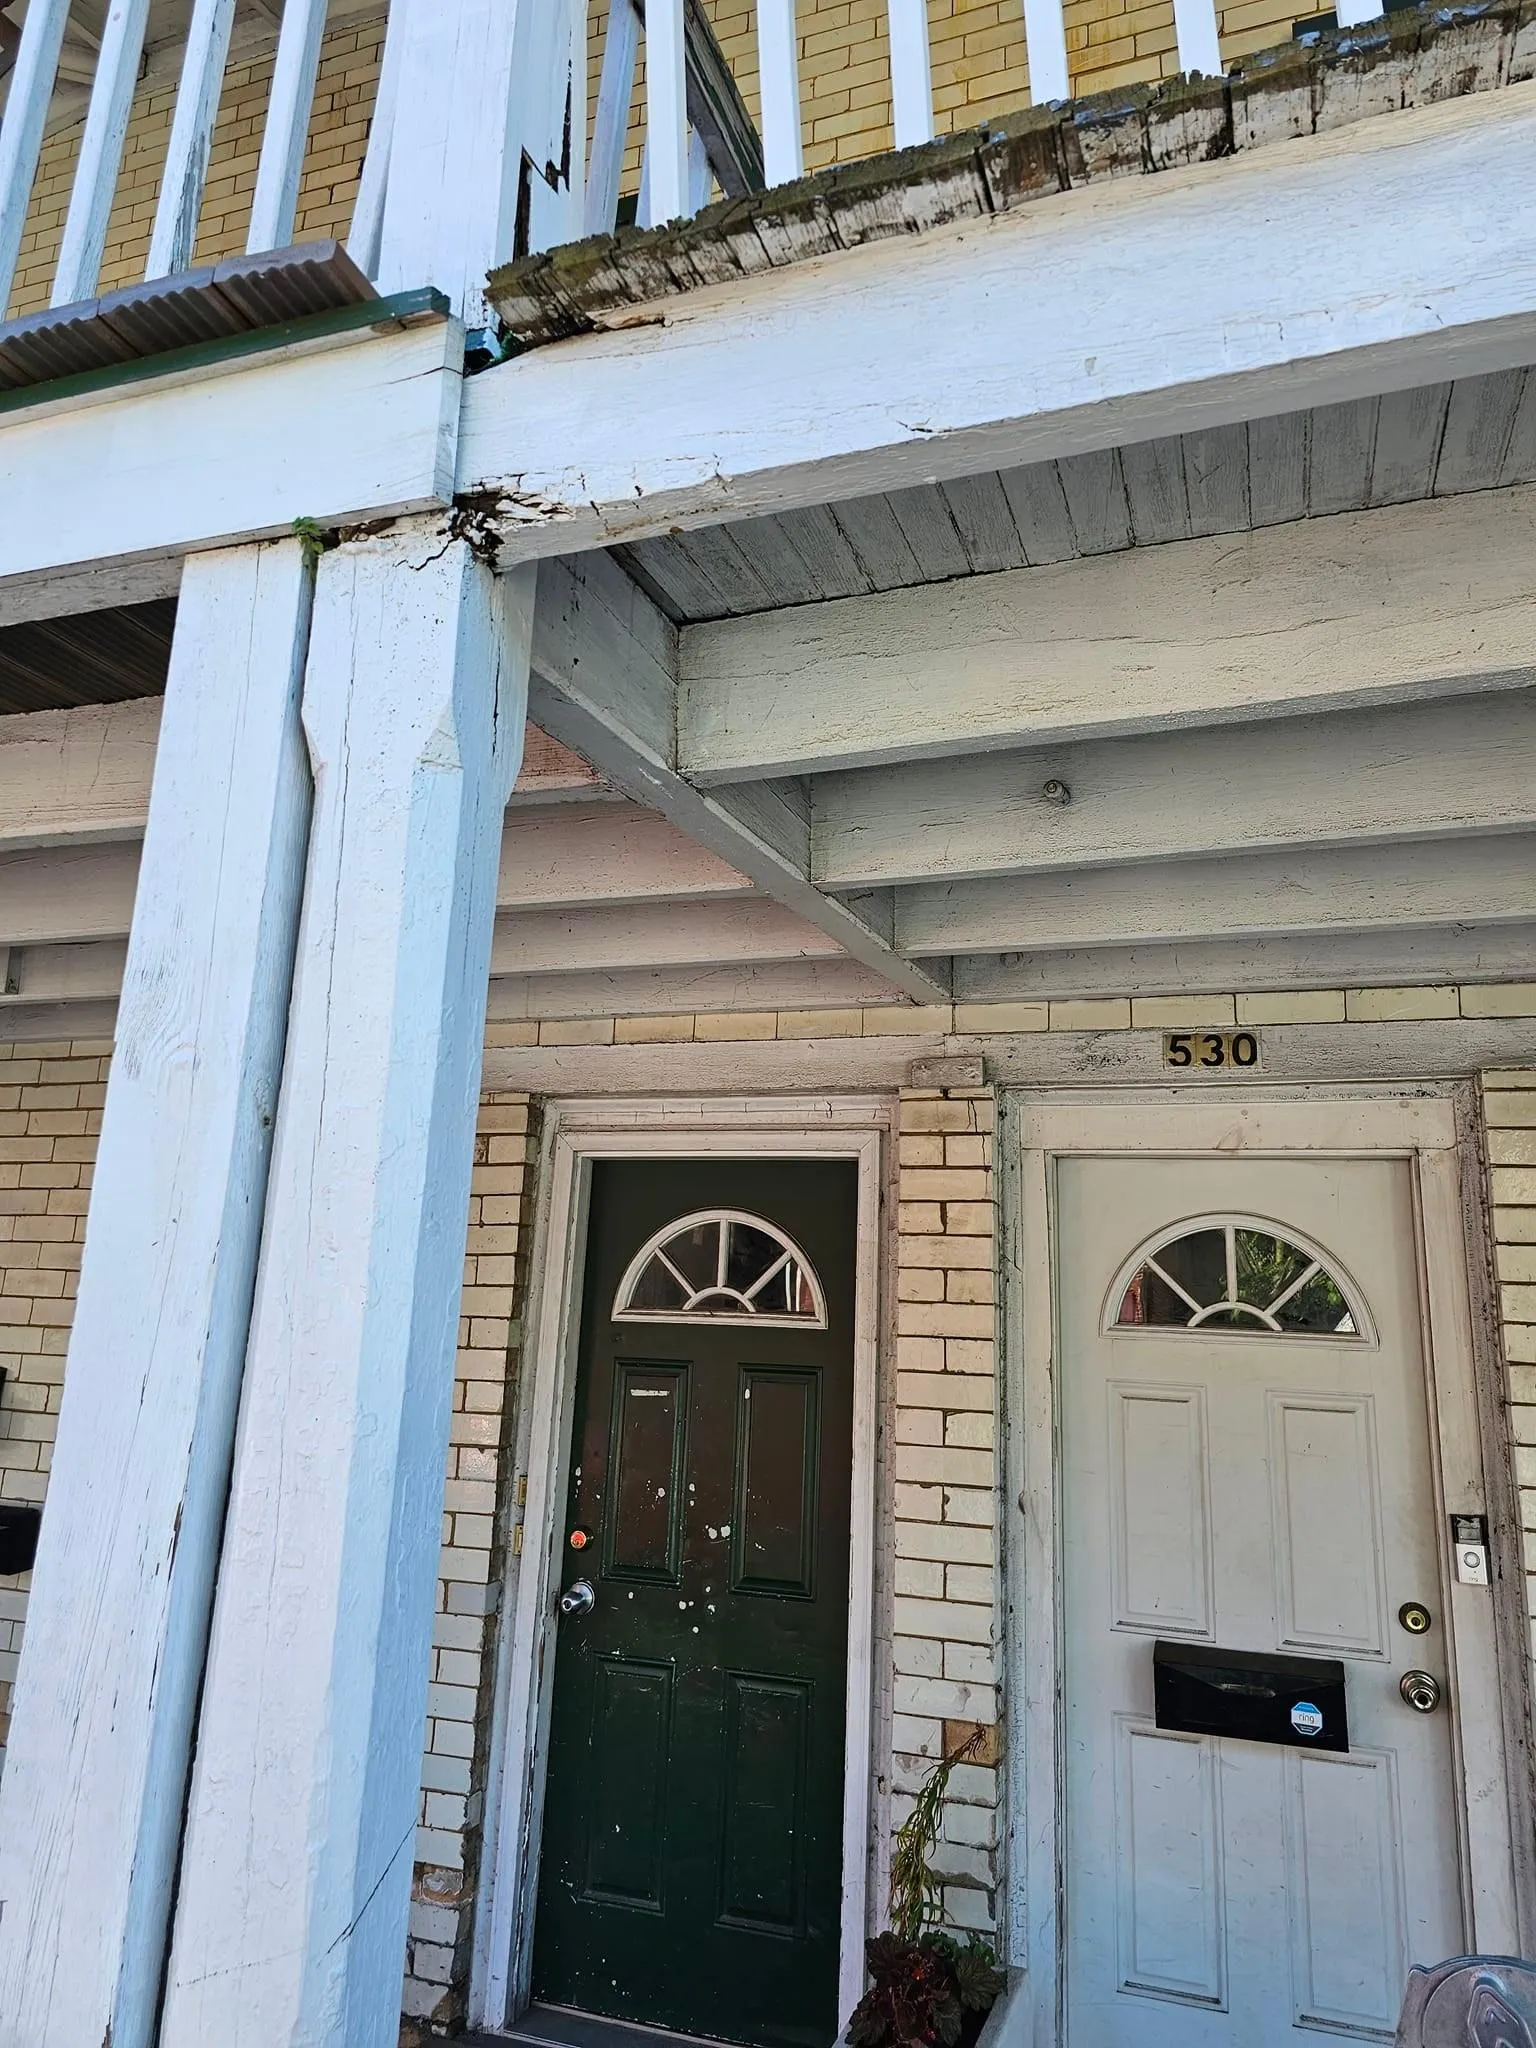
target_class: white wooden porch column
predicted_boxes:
[158,528,532,2048]
[0,541,314,2048]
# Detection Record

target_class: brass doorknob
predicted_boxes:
[1400,1669,1441,1713]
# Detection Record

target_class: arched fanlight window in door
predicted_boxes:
[613,1209,828,1329]
[1104,1215,1373,1340]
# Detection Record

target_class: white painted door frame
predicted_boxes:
[999,1088,1530,2048]
[473,1095,892,2038]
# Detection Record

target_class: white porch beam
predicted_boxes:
[0,317,460,594]
[679,486,1536,782]
[0,938,127,1005]
[898,833,1536,957]
[813,691,1536,891]
[0,541,314,2048]
[160,530,531,2047]
[459,85,1536,557]
[529,554,950,1001]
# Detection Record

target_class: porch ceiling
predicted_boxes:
[611,372,1536,623]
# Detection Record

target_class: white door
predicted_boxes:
[1059,1153,1465,2048]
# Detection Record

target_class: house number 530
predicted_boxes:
[1163,1030,1262,1071]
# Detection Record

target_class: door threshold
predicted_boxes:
[490,2004,745,2048]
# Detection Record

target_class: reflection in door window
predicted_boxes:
[1110,1218,1366,1337]
[614,1210,828,1329]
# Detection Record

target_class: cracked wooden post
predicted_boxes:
[0,541,314,2048]
[158,523,532,2048]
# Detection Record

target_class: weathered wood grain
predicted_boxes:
[899,833,1536,955]
[0,540,313,2048]
[813,691,1536,889]
[680,487,1536,781]
[461,87,1536,558]
[160,533,531,2047]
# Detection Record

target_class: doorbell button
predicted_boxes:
[569,1527,592,1551]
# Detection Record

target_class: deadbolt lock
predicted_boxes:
[1400,1669,1441,1714]
[1398,1601,1433,1636]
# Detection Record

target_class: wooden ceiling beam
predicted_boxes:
[529,552,950,1003]
[680,486,1536,783]
[813,690,1536,892]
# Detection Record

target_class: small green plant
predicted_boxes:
[846,1731,1006,2048]
[291,516,332,569]
[888,1727,983,1941]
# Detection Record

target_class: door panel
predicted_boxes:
[583,1660,674,1909]
[532,1158,857,2048]
[1284,1748,1406,2035]
[1061,1155,1465,2048]
[1108,1384,1213,1636]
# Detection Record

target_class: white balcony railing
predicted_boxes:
[0,0,1394,347]
[0,0,348,322]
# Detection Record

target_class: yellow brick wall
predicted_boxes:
[7,16,384,321]
[0,1040,103,1740]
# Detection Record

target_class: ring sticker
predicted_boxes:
[1290,1701,1324,1738]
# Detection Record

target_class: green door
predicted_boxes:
[532,1158,858,2048]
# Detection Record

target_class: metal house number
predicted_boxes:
[1163,1029,1263,1072]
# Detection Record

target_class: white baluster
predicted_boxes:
[587,0,641,233]
[1022,0,1071,103]
[687,123,712,212]
[0,0,73,312]
[52,0,153,304]
[247,0,328,254]
[643,0,688,225]
[756,0,803,186]
[145,0,238,279]
[347,0,407,279]
[886,0,933,148]
[1173,0,1223,75]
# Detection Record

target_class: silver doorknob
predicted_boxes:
[559,1579,595,1617]
[1400,1669,1441,1713]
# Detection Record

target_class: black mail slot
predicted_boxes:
[1154,1640,1349,1753]
[0,1503,41,1578]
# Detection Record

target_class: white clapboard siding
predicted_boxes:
[644,0,690,225]
[587,0,642,232]
[0,698,162,850]
[0,938,128,1005]
[677,486,1536,780]
[953,924,1536,1004]
[887,0,934,147]
[491,895,842,976]
[146,0,239,279]
[486,954,900,1021]
[0,841,142,944]
[813,691,1536,890]
[51,0,155,305]
[756,0,804,186]
[246,0,330,255]
[0,0,72,308]
[897,833,1536,956]
[160,537,532,2048]
[0,542,313,2048]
